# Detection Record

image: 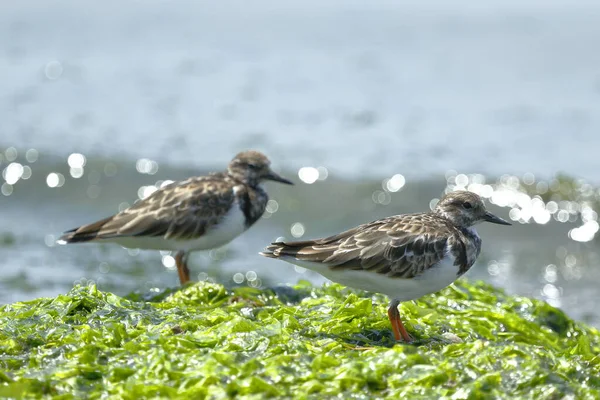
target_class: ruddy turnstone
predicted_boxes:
[260,191,510,342]
[60,150,293,285]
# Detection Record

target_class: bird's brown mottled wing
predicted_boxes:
[262,214,462,278]
[61,175,236,242]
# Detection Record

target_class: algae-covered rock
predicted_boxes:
[0,280,598,399]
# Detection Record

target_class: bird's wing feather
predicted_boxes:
[263,214,460,279]
[61,175,236,242]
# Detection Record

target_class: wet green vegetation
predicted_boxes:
[1,280,599,399]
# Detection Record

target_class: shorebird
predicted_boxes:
[260,191,510,342]
[60,150,293,285]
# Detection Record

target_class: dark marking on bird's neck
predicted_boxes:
[454,227,482,276]
[237,184,268,228]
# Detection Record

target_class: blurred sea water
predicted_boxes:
[1,0,599,325]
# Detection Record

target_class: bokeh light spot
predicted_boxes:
[46,172,65,188]
[1,183,13,196]
[21,166,32,180]
[233,273,244,284]
[245,271,257,282]
[385,174,405,192]
[67,153,86,168]
[4,163,24,185]
[136,158,159,175]
[266,199,279,213]
[4,147,17,162]
[317,166,329,181]
[298,167,319,184]
[291,222,305,238]
[25,149,39,163]
[455,174,469,187]
[162,255,176,270]
[44,234,56,247]
[138,185,158,200]
[523,172,535,185]
[429,198,439,210]
[294,266,306,274]
[45,60,63,80]
[70,168,84,178]
[99,262,111,274]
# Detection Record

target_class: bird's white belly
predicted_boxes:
[111,204,248,252]
[281,255,461,301]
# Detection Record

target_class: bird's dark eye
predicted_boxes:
[247,163,259,170]
[463,202,472,209]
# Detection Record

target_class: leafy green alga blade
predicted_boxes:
[0,280,598,399]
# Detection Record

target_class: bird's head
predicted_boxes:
[227,150,294,187]
[434,191,511,228]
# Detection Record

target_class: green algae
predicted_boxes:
[0,280,599,399]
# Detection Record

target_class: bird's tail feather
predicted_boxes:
[59,216,114,243]
[259,240,337,263]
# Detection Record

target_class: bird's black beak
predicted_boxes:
[483,211,511,225]
[264,170,294,185]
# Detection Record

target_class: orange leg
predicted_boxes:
[175,251,190,285]
[388,300,412,342]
